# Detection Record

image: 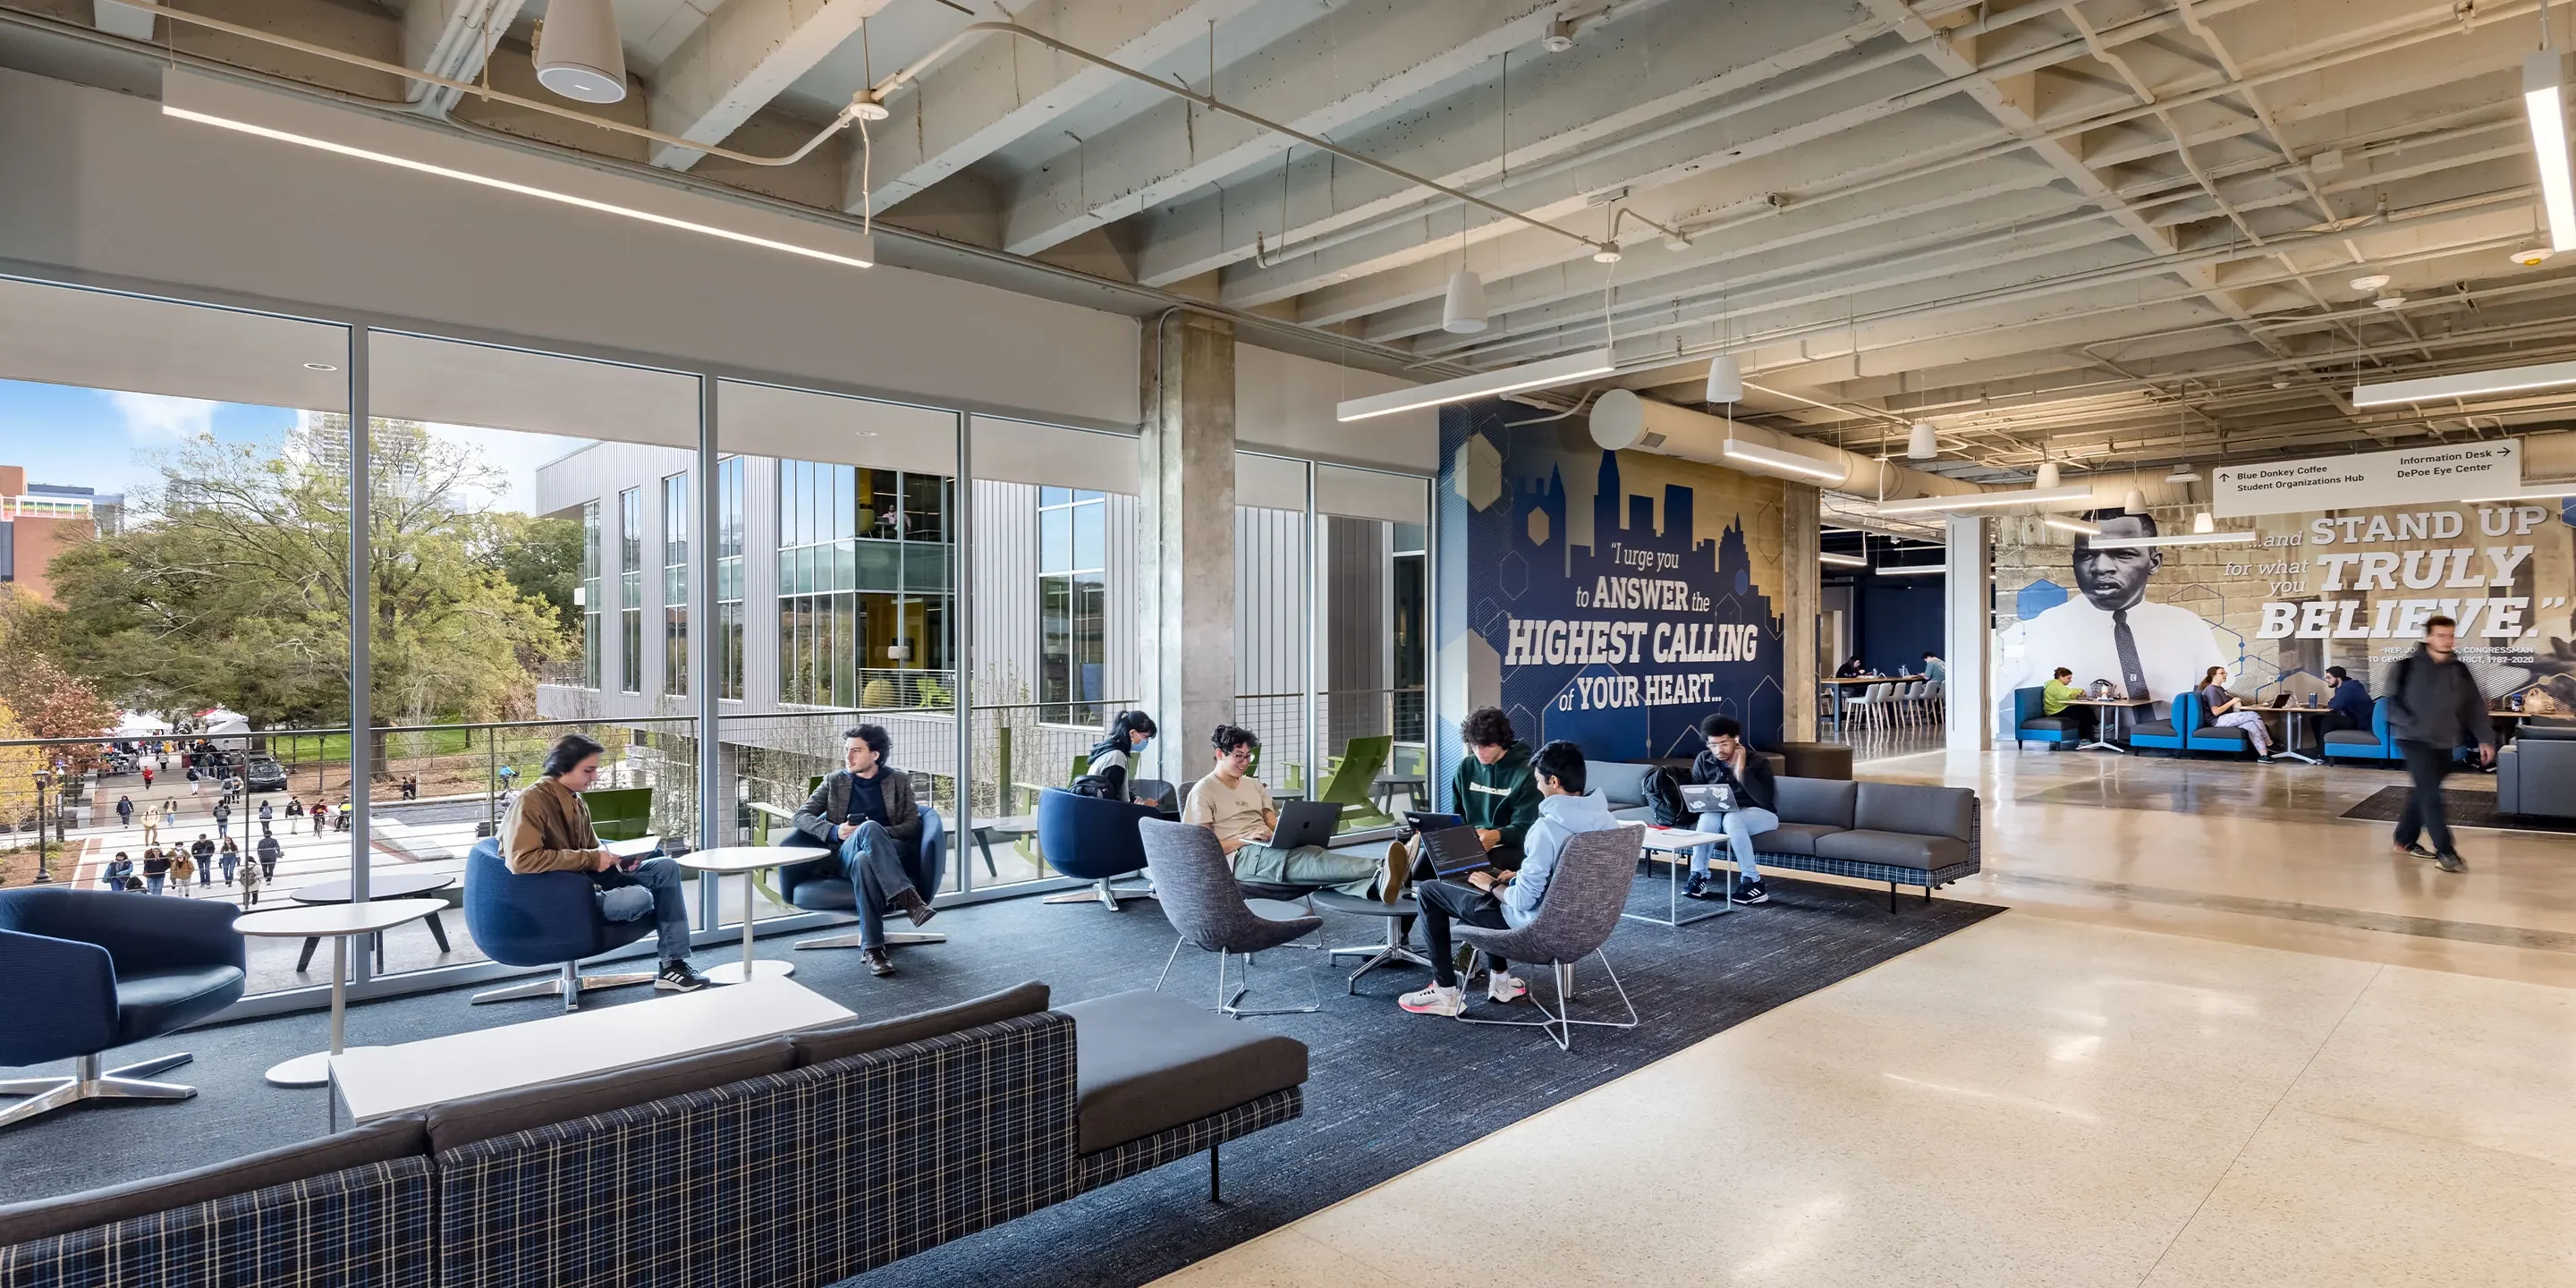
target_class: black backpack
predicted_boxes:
[1642,767,1692,826]
[1068,775,1120,800]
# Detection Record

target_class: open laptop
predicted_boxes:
[1402,810,1465,836]
[1267,799,1342,851]
[1419,825,1494,877]
[1678,782,1737,815]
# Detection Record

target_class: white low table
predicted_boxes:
[1618,821,1735,928]
[675,844,826,984]
[235,899,452,1089]
[331,979,853,1123]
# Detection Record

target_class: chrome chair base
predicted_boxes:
[794,930,946,950]
[1043,878,1155,910]
[471,962,657,1012]
[0,1053,196,1129]
[1458,952,1639,1052]
[1154,938,1322,1017]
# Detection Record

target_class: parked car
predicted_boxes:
[243,757,289,793]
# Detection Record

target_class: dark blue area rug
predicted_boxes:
[0,873,2000,1287]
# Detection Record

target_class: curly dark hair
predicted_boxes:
[1210,724,1260,756]
[1461,707,1515,749]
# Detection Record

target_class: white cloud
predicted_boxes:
[106,391,219,442]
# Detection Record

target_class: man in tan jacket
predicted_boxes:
[501,733,711,992]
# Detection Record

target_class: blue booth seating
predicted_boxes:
[2012,687,2082,750]
[2127,692,2197,754]
[2188,697,2261,758]
[464,838,657,1010]
[2322,697,2399,764]
[1035,788,1157,910]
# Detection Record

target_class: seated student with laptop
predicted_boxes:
[1684,715,1778,905]
[1447,707,1542,869]
[1180,723,1407,899]
[1400,741,1617,1017]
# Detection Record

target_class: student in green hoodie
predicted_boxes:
[1448,707,1542,868]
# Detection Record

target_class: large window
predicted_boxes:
[1038,487,1108,724]
[618,487,642,694]
[581,500,603,691]
[716,455,744,701]
[663,471,688,697]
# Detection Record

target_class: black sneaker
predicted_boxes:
[2394,842,2439,861]
[1682,872,1719,901]
[656,960,712,992]
[864,946,897,977]
[2434,852,2466,873]
[1733,879,1770,905]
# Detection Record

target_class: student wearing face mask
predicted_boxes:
[1085,710,1159,802]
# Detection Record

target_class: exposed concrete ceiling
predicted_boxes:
[16,0,2576,489]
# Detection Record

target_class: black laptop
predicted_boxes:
[1419,825,1494,877]
[1267,799,1342,851]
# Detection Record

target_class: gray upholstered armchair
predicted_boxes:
[1454,826,1643,1051]
[1139,818,1324,1017]
[2497,721,2576,821]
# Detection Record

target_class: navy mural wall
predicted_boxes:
[1435,397,1788,797]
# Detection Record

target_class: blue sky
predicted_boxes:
[0,377,573,513]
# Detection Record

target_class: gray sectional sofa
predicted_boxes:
[0,985,1306,1288]
[1591,763,1980,910]
[2498,721,2576,821]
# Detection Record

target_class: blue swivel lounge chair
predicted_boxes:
[2012,686,2082,750]
[784,805,949,952]
[2321,696,2400,765]
[0,888,245,1128]
[1033,787,1158,911]
[2126,692,2199,755]
[463,836,657,1010]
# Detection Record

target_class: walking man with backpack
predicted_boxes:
[2388,614,2498,873]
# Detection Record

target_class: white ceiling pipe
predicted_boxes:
[1588,392,1979,502]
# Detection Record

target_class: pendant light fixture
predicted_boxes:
[535,0,629,104]
[2123,487,2148,514]
[1704,353,1743,404]
[2192,512,2216,534]
[2035,460,2060,489]
[2168,462,2201,483]
[1442,267,1490,334]
[1906,420,1938,460]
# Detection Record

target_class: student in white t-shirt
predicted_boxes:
[1180,724,1401,898]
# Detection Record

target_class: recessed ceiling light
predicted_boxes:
[303,362,338,371]
[2513,245,2555,267]
[2350,274,2390,292]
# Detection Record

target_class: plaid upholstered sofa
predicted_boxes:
[1744,777,1981,911]
[0,984,1306,1288]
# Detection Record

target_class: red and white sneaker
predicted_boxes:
[1398,983,1466,1016]
[1486,974,1528,1004]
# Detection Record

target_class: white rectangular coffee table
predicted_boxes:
[1618,821,1734,928]
[330,979,852,1122]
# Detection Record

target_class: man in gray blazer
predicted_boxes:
[788,724,939,976]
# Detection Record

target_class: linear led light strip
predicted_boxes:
[2043,515,2101,536]
[2532,51,2576,252]
[162,106,876,271]
[2351,357,2576,407]
[1875,564,1946,576]
[1819,551,1868,567]
[1721,437,1848,483]
[1873,483,2097,516]
[1335,350,1614,422]
[2086,531,2257,548]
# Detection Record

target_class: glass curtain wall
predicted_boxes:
[717,381,962,913]
[0,276,351,996]
[965,417,1141,886]
[663,471,689,697]
[1236,452,1311,798]
[1315,465,1434,827]
[366,329,704,977]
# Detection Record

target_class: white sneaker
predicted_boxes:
[1486,974,1528,1004]
[1399,983,1466,1016]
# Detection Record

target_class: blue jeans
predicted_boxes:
[595,856,693,963]
[780,821,929,951]
[1689,808,1780,884]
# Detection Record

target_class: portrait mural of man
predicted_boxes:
[1997,509,2226,706]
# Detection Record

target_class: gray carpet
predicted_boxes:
[2338,785,2575,835]
[0,872,2001,1287]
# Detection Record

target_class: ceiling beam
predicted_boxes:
[647,0,897,171]
[851,0,1275,217]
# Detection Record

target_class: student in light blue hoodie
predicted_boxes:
[1400,741,1621,1017]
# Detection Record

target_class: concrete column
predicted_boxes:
[1781,484,1821,741]
[1944,516,1993,754]
[1138,312,1238,763]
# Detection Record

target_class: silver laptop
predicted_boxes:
[1678,783,1737,814]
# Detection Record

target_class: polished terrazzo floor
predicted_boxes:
[1153,749,2576,1287]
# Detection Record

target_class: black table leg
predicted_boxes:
[423,911,452,953]
[296,936,319,972]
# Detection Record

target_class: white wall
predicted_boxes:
[1234,342,1436,474]
[0,66,1138,432]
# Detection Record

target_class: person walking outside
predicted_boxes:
[258,799,273,830]
[217,838,241,886]
[311,800,326,835]
[139,763,153,789]
[2388,614,2498,873]
[157,800,176,843]
[238,848,266,906]
[168,846,197,896]
[115,795,134,832]
[189,833,216,889]
[102,852,133,892]
[255,830,283,884]
[141,848,169,895]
